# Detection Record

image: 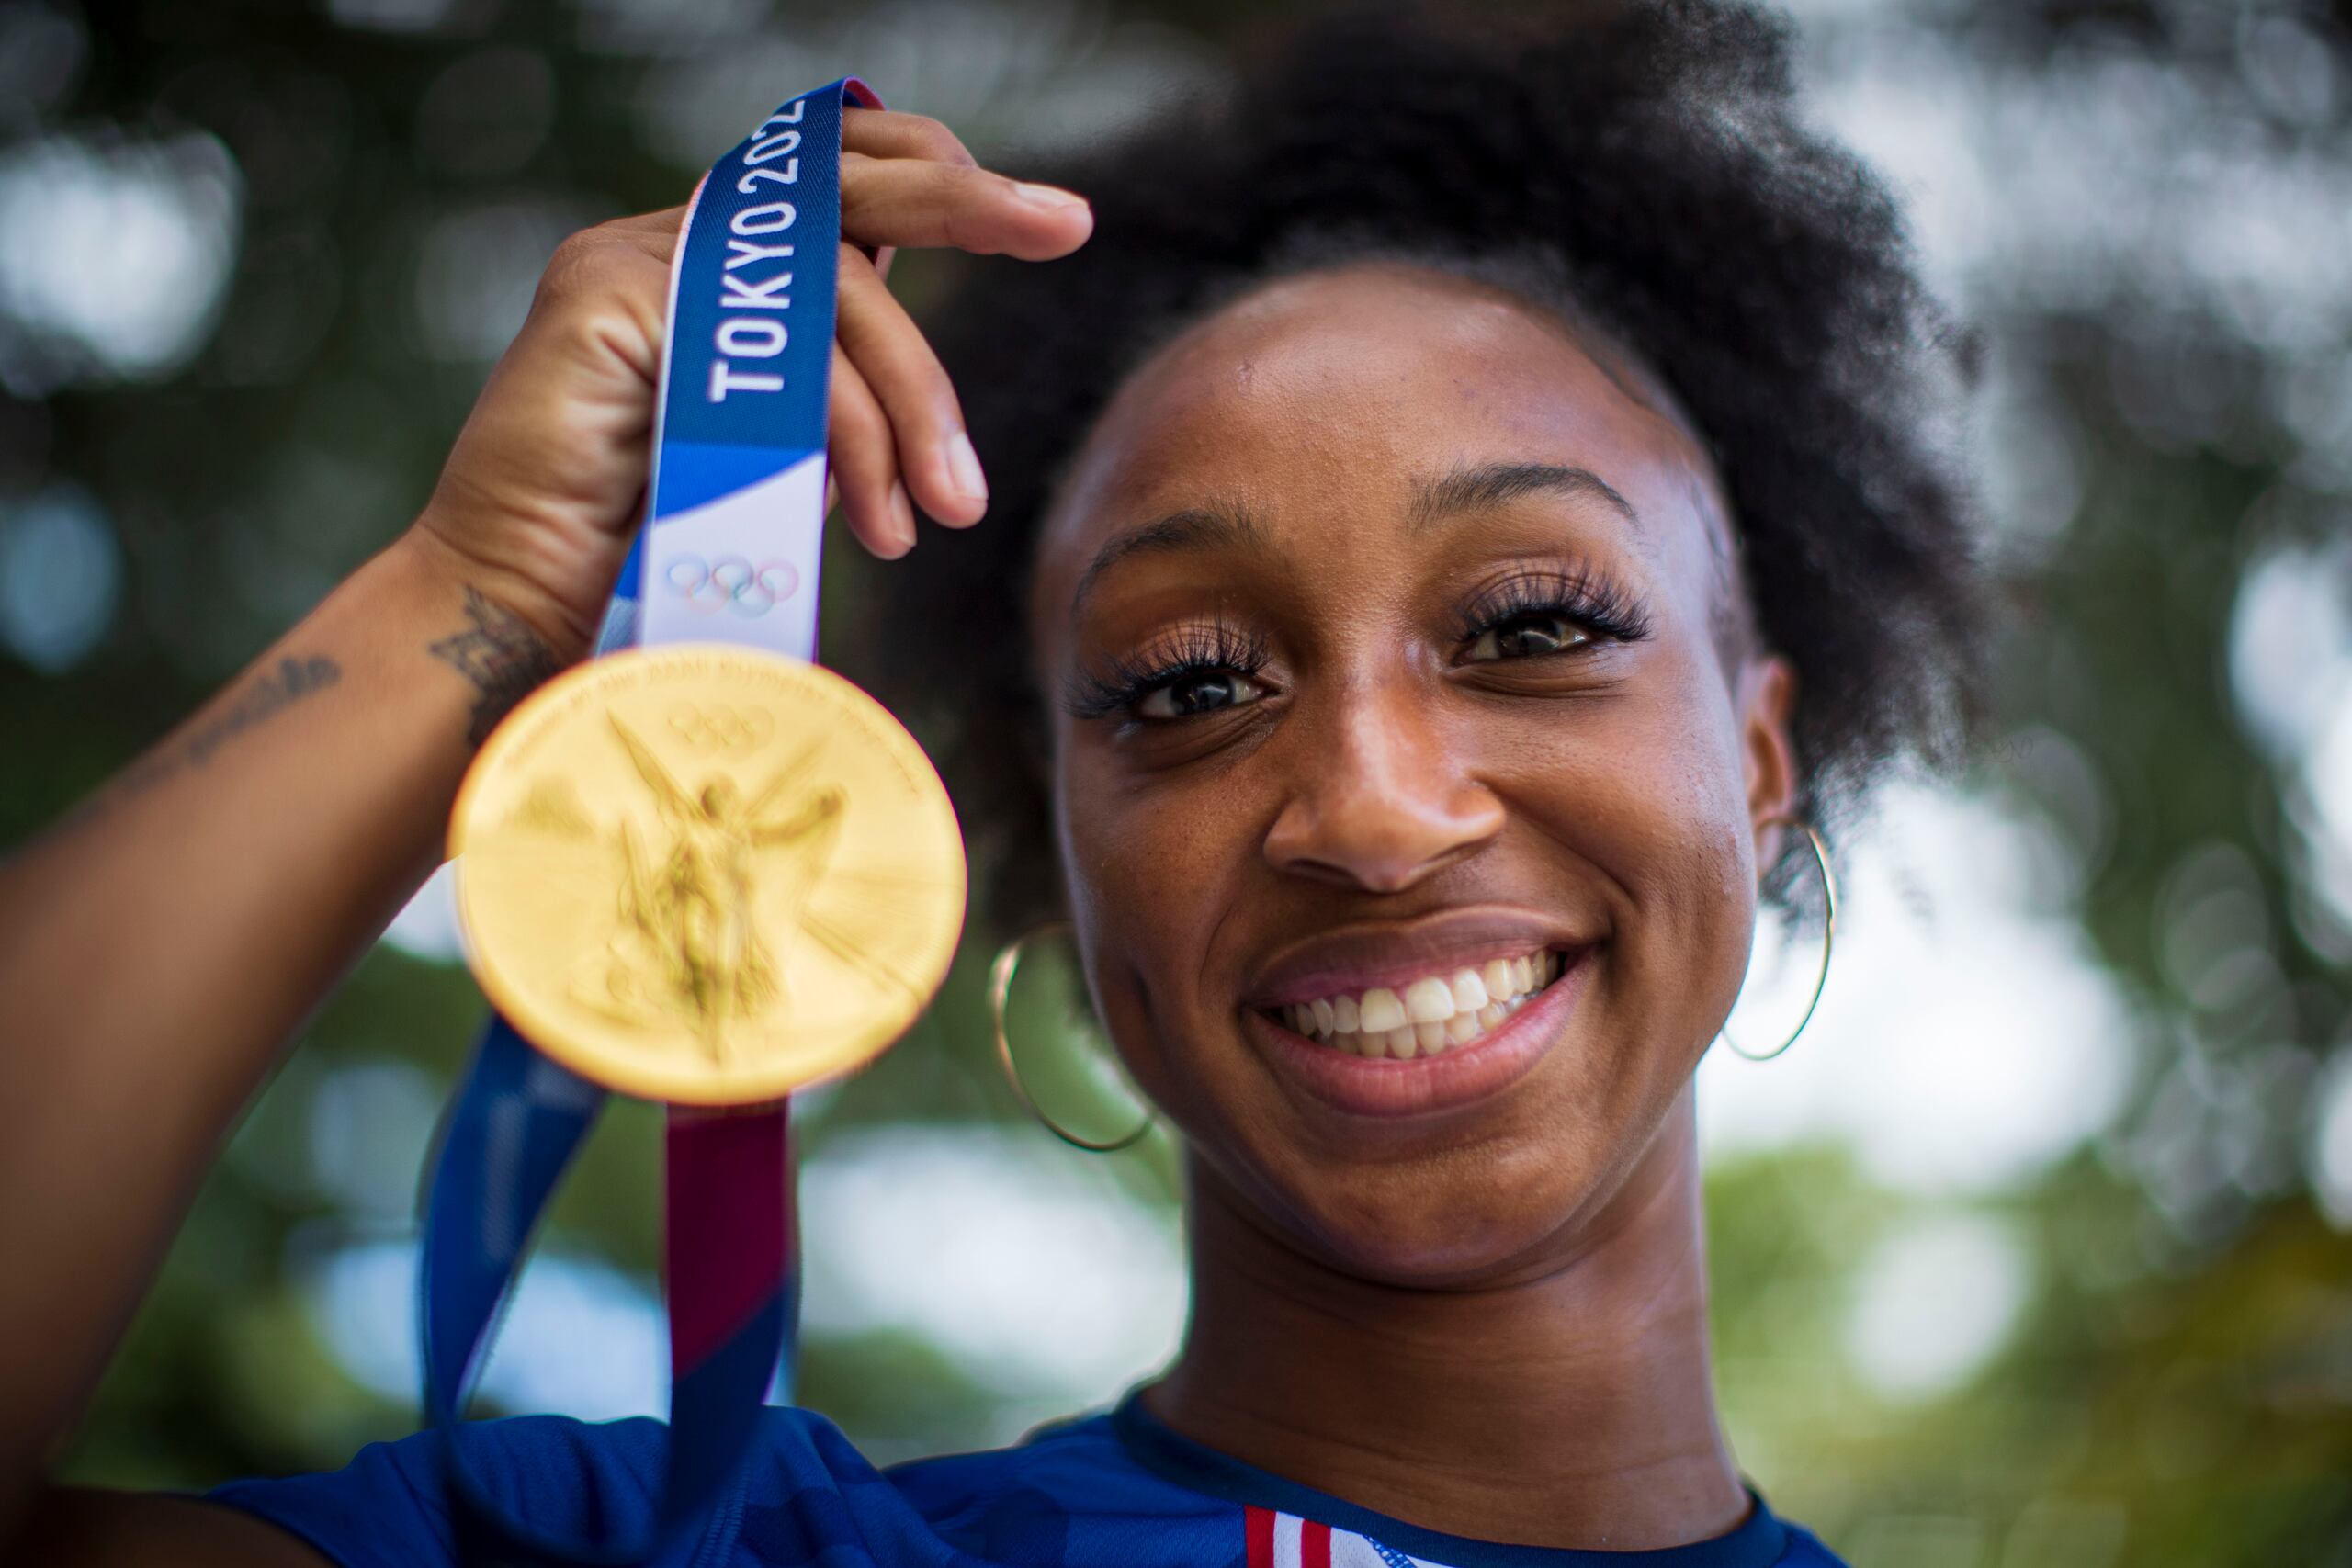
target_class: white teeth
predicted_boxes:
[1403,976,1455,1024]
[1268,949,1569,1059]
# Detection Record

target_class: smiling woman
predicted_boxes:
[865,0,1989,1552]
[1,1,1986,1566]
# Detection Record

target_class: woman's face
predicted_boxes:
[1029,265,1797,1286]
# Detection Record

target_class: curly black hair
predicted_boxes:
[859,0,1992,931]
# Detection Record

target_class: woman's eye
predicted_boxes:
[1136,670,1266,720]
[1466,614,1591,662]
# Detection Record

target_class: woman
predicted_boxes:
[0,2,1987,1563]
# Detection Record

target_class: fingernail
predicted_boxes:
[944,430,989,511]
[1012,180,1089,210]
[889,481,918,553]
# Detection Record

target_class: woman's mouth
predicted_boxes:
[1261,949,1563,1060]
[1244,942,1594,1119]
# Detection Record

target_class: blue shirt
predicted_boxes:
[207,1389,1848,1567]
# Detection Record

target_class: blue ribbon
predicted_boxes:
[418,77,876,1564]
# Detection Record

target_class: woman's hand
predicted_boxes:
[411,108,1092,660]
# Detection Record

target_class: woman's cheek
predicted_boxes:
[1507,687,1755,1061]
[1056,765,1223,1122]
[1630,815,1757,1074]
[1605,722,1759,1066]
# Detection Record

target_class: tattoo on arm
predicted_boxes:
[428,588,563,744]
[183,655,343,766]
[67,654,344,826]
[51,589,550,842]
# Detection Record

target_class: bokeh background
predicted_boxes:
[5,0,2352,1562]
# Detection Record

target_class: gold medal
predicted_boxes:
[449,645,966,1105]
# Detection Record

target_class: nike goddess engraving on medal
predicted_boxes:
[450,645,966,1105]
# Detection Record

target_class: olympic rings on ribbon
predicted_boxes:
[659,553,801,618]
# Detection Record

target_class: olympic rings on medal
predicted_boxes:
[659,553,801,618]
[664,702,775,751]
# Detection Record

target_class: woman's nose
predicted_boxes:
[1261,681,1506,893]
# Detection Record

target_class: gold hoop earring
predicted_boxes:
[1718,814,1838,1063]
[989,921,1157,1153]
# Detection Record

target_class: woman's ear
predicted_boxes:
[1738,653,1800,832]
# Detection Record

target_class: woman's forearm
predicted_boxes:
[0,526,563,1519]
[0,122,1064,1549]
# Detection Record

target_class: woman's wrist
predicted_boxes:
[391,519,582,746]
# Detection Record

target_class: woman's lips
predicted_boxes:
[1248,908,1591,1009]
[1245,946,1593,1119]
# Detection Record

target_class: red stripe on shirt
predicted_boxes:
[1301,1518,1333,1568]
[1247,1505,1276,1568]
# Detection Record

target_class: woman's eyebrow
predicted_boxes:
[1408,460,1641,534]
[1070,501,1271,620]
[1068,463,1634,620]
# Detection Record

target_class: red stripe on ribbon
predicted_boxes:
[663,1106,790,1371]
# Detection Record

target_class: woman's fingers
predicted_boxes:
[827,348,917,560]
[841,107,979,168]
[841,153,1091,260]
[602,202,692,265]
[832,134,1077,536]
[835,244,985,528]
[802,111,1090,557]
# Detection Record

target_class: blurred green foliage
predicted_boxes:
[6,0,2352,1563]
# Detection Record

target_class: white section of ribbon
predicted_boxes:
[637,451,827,660]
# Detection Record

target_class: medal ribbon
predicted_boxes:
[419,77,881,1564]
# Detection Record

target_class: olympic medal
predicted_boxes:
[449,644,966,1105]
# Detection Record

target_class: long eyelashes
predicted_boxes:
[1454,566,1652,647]
[1066,565,1650,724]
[1063,615,1272,721]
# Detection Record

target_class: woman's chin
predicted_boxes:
[1253,1151,1611,1289]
